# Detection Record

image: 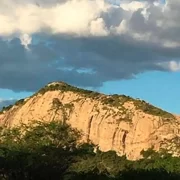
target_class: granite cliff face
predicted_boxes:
[0,82,180,160]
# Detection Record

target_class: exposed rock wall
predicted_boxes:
[0,88,180,160]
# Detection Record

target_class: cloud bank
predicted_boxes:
[0,0,180,92]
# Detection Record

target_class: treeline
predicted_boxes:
[0,121,179,180]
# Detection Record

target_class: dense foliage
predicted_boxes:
[0,121,180,180]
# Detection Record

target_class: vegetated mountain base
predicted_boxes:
[0,120,180,180]
[0,81,180,160]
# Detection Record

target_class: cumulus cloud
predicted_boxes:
[0,0,180,92]
[0,0,108,36]
[20,34,32,50]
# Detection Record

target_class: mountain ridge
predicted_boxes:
[0,81,177,118]
[0,81,180,160]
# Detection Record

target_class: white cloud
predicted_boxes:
[157,61,180,72]
[0,0,109,36]
[0,0,180,91]
[20,34,32,50]
[90,18,109,36]
[0,0,161,39]
[168,61,180,72]
[0,0,178,49]
[120,1,147,11]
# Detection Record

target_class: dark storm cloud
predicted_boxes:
[0,0,180,92]
[0,33,178,92]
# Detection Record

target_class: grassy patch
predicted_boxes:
[102,94,133,108]
[102,94,174,119]
[64,103,74,114]
[14,99,25,106]
[37,82,101,99]
[133,100,174,119]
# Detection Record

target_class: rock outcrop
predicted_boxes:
[0,82,180,160]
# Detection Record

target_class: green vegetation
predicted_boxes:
[133,100,174,119]
[102,95,133,122]
[0,105,13,114]
[51,98,67,123]
[102,94,174,119]
[14,98,25,106]
[0,120,180,179]
[37,82,101,99]
[1,82,173,120]
[0,99,25,114]
[35,82,174,119]
[64,103,75,114]
[64,103,74,109]
[102,95,133,108]
[52,98,63,108]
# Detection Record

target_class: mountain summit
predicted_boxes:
[0,82,180,160]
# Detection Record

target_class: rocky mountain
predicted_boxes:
[0,81,180,160]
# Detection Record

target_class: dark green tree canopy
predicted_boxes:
[0,120,179,180]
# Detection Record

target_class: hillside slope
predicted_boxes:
[0,82,180,160]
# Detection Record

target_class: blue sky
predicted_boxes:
[100,71,180,114]
[0,0,180,114]
[1,70,180,114]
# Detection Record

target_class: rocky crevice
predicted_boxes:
[87,115,94,142]
[122,130,128,154]
[111,127,118,149]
